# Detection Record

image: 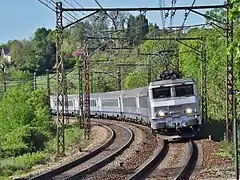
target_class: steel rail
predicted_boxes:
[174,140,198,180]
[65,124,134,180]
[30,123,115,180]
[127,139,169,180]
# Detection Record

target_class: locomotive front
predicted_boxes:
[148,71,202,134]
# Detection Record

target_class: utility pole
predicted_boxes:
[78,64,84,129]
[33,70,37,91]
[232,90,239,180]
[56,1,66,156]
[91,71,94,93]
[117,64,121,90]
[46,69,51,113]
[226,1,234,142]
[1,65,6,92]
[201,38,207,125]
[148,60,151,84]
[83,45,91,140]
[229,90,239,179]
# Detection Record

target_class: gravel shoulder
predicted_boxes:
[190,139,235,180]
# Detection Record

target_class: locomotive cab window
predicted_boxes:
[152,86,171,99]
[175,84,194,97]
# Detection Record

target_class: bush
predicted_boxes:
[0,84,55,159]
[1,126,49,158]
[0,152,45,176]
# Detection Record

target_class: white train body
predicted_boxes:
[50,77,202,134]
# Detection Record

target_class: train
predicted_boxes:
[50,70,202,136]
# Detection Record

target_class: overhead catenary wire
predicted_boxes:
[37,0,75,24]
[169,0,177,28]
[94,0,117,30]
[158,0,165,30]
[63,0,82,19]
[167,0,197,49]
[38,0,55,12]
[72,0,86,15]
[37,0,120,75]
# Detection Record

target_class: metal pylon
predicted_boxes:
[201,38,207,125]
[226,2,234,142]
[56,1,66,156]
[83,45,91,140]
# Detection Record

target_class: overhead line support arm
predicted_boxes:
[62,5,227,12]
[64,11,100,29]
[189,9,226,25]
[85,36,204,41]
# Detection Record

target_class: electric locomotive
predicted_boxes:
[148,70,202,135]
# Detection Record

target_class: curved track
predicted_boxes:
[174,140,198,180]
[127,139,198,180]
[30,123,133,180]
[84,121,160,180]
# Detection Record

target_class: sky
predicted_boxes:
[0,0,225,44]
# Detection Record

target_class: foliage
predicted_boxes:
[0,124,82,177]
[216,141,234,159]
[230,0,240,21]
[0,84,55,159]
[0,152,45,177]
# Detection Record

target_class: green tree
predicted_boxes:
[7,40,24,65]
[33,27,56,74]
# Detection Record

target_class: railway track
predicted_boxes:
[29,118,199,180]
[83,120,159,180]
[127,139,198,180]
[30,122,133,180]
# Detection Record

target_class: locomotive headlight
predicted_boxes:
[185,108,193,114]
[159,111,165,117]
[156,111,167,117]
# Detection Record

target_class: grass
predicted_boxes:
[216,141,234,159]
[0,123,83,178]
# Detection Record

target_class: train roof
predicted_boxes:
[150,78,194,87]
[122,87,148,97]
[90,92,103,98]
[139,87,148,96]
[100,90,123,99]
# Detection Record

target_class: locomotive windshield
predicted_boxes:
[175,84,194,97]
[152,86,171,99]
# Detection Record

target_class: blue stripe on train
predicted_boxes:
[90,110,149,118]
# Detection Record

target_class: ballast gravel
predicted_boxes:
[146,142,188,180]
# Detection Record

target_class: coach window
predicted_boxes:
[152,86,171,99]
[68,100,73,106]
[90,100,97,107]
